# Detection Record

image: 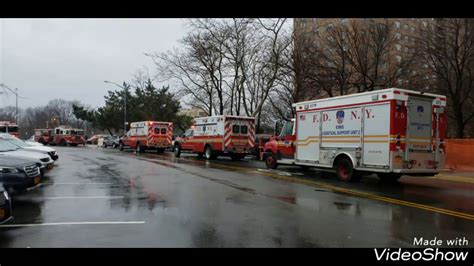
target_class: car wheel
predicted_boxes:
[174,144,181,158]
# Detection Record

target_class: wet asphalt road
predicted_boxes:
[0,146,473,247]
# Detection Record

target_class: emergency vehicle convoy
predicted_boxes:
[34,126,85,146]
[119,121,173,153]
[0,121,19,138]
[173,115,256,160]
[263,88,447,182]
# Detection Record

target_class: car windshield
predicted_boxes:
[0,139,21,152]
[5,137,30,148]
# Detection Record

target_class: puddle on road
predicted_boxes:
[333,201,353,210]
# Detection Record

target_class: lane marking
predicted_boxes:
[253,171,474,221]
[118,151,474,221]
[0,221,146,228]
[432,174,474,184]
[42,182,113,185]
[15,196,125,200]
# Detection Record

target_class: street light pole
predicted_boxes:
[104,80,127,134]
[15,88,18,125]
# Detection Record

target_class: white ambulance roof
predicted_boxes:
[294,88,446,109]
[194,115,255,123]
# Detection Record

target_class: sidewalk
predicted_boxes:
[434,169,474,184]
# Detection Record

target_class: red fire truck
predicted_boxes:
[34,128,54,144]
[173,115,256,160]
[51,126,86,146]
[119,121,173,153]
[263,88,447,182]
[0,121,19,138]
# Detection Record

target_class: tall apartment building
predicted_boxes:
[293,18,437,101]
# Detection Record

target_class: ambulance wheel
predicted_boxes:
[136,143,142,153]
[173,144,181,158]
[265,152,278,169]
[335,157,357,182]
[60,139,67,146]
[377,173,402,183]
[204,146,214,160]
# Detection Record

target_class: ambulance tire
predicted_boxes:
[335,157,359,182]
[265,152,278,169]
[377,173,402,183]
[204,145,214,160]
[136,143,143,153]
[173,144,181,158]
[60,139,67,146]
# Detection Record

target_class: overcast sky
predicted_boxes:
[0,19,187,109]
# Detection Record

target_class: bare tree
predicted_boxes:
[419,18,474,138]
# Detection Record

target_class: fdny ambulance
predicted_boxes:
[173,115,256,160]
[119,121,173,153]
[263,88,447,182]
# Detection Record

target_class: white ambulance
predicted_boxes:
[263,88,447,182]
[173,115,256,160]
[120,121,173,153]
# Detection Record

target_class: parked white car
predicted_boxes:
[0,134,58,160]
[0,139,53,176]
[25,140,45,147]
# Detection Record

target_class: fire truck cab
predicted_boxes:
[264,88,447,182]
[173,115,256,160]
[52,126,86,146]
[0,121,19,138]
[119,121,173,153]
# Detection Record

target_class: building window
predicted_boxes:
[395,32,401,40]
[411,26,415,32]
[404,24,408,30]
[395,44,402,51]
[404,36,409,42]
[395,21,401,29]
[326,23,334,31]
[396,55,402,63]
[341,18,348,24]
[405,47,409,53]
[422,21,428,28]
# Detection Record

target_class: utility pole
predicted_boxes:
[15,88,18,125]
